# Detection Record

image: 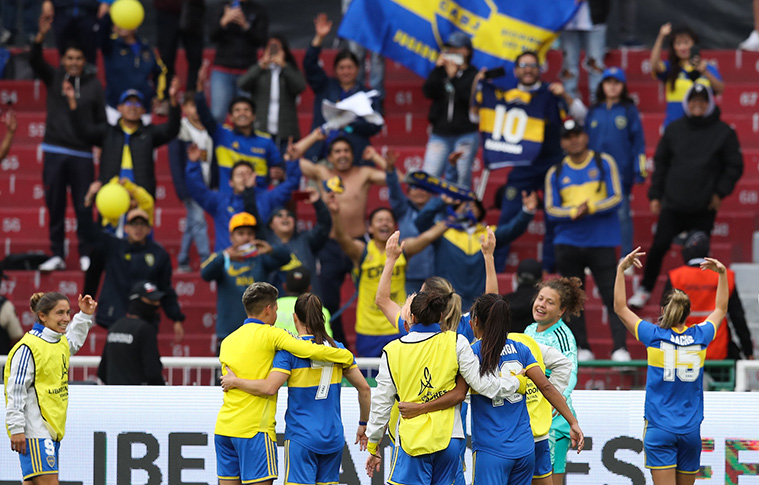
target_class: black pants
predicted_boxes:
[640,208,717,291]
[318,238,355,344]
[43,151,93,258]
[53,7,98,65]
[555,244,627,353]
[155,9,203,98]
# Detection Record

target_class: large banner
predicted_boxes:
[337,0,579,86]
[1,388,757,484]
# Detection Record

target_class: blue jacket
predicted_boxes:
[303,45,382,161]
[186,159,301,251]
[168,139,219,201]
[586,101,646,193]
[386,170,434,283]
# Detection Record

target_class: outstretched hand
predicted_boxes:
[78,294,97,315]
[700,257,726,274]
[619,247,645,272]
[385,231,404,261]
[521,190,538,212]
[480,226,495,256]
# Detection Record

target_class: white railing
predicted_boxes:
[735,359,759,391]
[0,356,383,386]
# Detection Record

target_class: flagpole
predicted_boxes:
[476,168,490,201]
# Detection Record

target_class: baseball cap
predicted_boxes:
[516,258,542,285]
[601,67,627,84]
[682,231,710,263]
[126,208,151,224]
[444,32,472,49]
[285,267,311,295]
[129,281,165,302]
[687,83,710,102]
[118,89,145,105]
[229,212,257,233]
[560,118,584,137]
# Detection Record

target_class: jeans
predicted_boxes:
[561,26,607,103]
[421,131,479,188]
[179,198,210,266]
[618,192,633,256]
[1,0,37,37]
[210,68,249,125]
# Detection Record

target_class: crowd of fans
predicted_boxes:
[0,0,756,375]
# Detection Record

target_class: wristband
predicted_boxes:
[358,421,367,426]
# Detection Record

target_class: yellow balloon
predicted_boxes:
[95,183,131,220]
[111,0,145,31]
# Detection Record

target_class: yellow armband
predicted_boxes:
[367,441,379,456]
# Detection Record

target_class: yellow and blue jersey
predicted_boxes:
[356,240,407,336]
[656,60,722,127]
[635,319,716,433]
[545,150,622,248]
[215,128,282,191]
[470,338,538,459]
[271,336,356,454]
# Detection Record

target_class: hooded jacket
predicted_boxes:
[649,85,743,213]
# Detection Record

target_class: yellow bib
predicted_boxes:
[4,333,70,440]
[384,331,458,455]
[356,240,407,336]
[509,333,552,438]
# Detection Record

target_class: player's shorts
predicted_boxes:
[356,333,401,358]
[472,449,534,485]
[215,433,278,483]
[283,439,341,485]
[19,438,59,480]
[533,438,552,479]
[643,421,701,474]
[550,414,572,474]
[388,438,462,485]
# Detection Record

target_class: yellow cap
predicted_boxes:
[229,212,257,233]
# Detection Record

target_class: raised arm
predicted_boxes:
[193,66,219,135]
[67,294,96,355]
[525,365,584,452]
[650,23,671,75]
[614,248,645,334]
[701,257,728,329]
[375,231,404,323]
[481,226,498,294]
[402,220,447,258]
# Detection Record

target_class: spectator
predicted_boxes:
[152,0,204,114]
[585,67,646,258]
[168,92,213,272]
[238,34,306,154]
[739,0,759,51]
[327,200,446,357]
[186,143,301,252]
[544,119,627,361]
[78,206,186,341]
[274,266,332,337]
[208,0,268,124]
[42,0,105,64]
[616,0,641,47]
[32,11,104,272]
[200,212,289,349]
[65,79,181,198]
[475,53,586,271]
[504,258,542,333]
[265,188,331,296]
[303,13,382,163]
[420,31,479,188]
[0,0,37,45]
[196,62,282,191]
[560,1,608,103]
[0,287,23,356]
[663,231,755,360]
[650,23,723,127]
[84,177,155,236]
[98,9,167,124]
[383,150,434,294]
[628,85,743,308]
[415,192,537,311]
[97,281,166,385]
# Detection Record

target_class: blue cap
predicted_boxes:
[444,31,472,49]
[118,89,145,105]
[601,67,627,84]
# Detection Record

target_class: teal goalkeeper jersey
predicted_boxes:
[524,320,577,415]
[271,336,357,453]
[635,319,715,433]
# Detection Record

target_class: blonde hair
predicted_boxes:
[659,289,691,329]
[423,276,462,331]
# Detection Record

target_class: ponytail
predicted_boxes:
[422,276,462,331]
[660,289,691,330]
[471,293,511,377]
[295,293,336,347]
[410,291,450,325]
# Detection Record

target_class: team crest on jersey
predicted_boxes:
[561,176,571,185]
[590,120,598,128]
[232,141,240,149]
[145,253,155,267]
[506,186,518,201]
[588,168,599,180]
[47,455,56,467]
[615,115,627,129]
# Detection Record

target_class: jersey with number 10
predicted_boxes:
[635,319,715,433]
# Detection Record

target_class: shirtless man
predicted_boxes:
[291,129,387,342]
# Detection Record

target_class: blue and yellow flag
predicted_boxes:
[337,0,579,86]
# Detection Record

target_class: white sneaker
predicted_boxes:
[39,256,66,272]
[628,288,650,309]
[611,347,632,362]
[739,30,759,51]
[577,348,595,362]
[79,256,91,272]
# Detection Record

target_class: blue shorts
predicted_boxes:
[472,449,534,485]
[643,421,701,474]
[533,439,552,479]
[284,439,342,485]
[215,433,278,483]
[19,438,60,480]
[388,438,462,485]
[356,333,401,358]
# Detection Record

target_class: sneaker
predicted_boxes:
[577,348,595,362]
[739,30,759,51]
[611,347,632,362]
[628,288,650,309]
[177,264,193,273]
[79,256,91,272]
[39,256,66,272]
